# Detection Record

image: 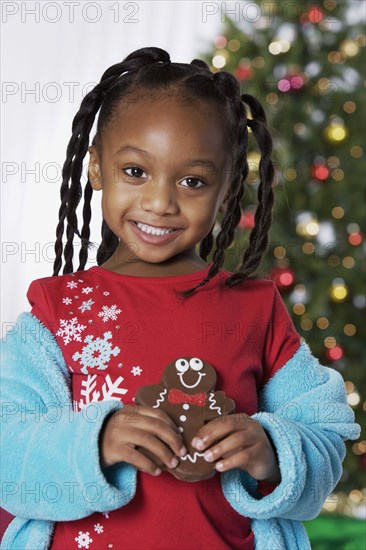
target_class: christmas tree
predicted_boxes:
[201,0,365,520]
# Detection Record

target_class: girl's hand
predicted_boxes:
[99,405,187,476]
[191,413,281,483]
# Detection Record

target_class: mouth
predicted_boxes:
[178,371,206,389]
[134,221,179,236]
[129,220,182,244]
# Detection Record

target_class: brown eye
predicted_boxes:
[180,177,205,189]
[124,166,146,178]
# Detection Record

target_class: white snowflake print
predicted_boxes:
[78,279,84,283]
[66,281,78,289]
[62,297,72,305]
[79,299,95,313]
[98,305,122,323]
[76,374,128,409]
[56,318,86,345]
[103,291,110,296]
[82,286,93,294]
[94,523,104,534]
[102,512,109,519]
[75,531,93,549]
[72,331,120,374]
[76,374,100,409]
[101,374,128,400]
[131,365,142,376]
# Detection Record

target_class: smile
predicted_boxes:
[136,222,175,236]
[178,371,206,389]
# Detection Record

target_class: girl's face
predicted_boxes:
[89,94,232,269]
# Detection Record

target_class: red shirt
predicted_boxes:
[27,264,300,550]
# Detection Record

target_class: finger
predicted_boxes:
[137,447,166,472]
[131,430,181,470]
[120,446,163,476]
[138,406,181,432]
[119,408,187,457]
[214,449,253,473]
[191,413,251,452]
[202,432,252,464]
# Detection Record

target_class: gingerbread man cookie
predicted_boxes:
[135,357,235,482]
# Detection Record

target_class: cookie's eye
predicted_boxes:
[175,358,189,373]
[189,358,203,371]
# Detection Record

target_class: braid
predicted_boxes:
[226,95,274,286]
[53,47,171,275]
[77,178,93,271]
[96,220,119,266]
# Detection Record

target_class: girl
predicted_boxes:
[1,46,360,550]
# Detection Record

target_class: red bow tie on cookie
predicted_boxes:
[168,388,206,407]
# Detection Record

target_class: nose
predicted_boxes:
[140,179,179,215]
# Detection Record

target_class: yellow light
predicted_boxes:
[345,381,354,393]
[302,242,315,254]
[274,246,286,259]
[318,77,330,91]
[324,336,336,348]
[350,146,363,158]
[328,255,340,267]
[349,490,363,503]
[343,101,356,113]
[268,41,282,55]
[285,167,297,180]
[342,257,355,269]
[293,123,307,136]
[332,206,344,219]
[352,442,364,455]
[228,39,240,52]
[340,39,359,57]
[332,169,344,181]
[347,392,360,406]
[212,55,226,69]
[252,56,265,68]
[317,317,329,329]
[300,318,313,331]
[305,222,319,236]
[279,39,290,52]
[344,323,356,336]
[356,34,366,47]
[327,155,340,167]
[325,124,347,142]
[293,303,305,315]
[323,499,337,512]
[331,285,348,301]
[266,92,278,105]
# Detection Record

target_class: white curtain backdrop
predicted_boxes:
[1,1,224,333]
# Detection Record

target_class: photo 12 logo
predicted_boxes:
[1,1,140,24]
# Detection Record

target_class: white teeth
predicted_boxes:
[136,222,174,236]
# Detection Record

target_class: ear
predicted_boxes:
[88,146,102,190]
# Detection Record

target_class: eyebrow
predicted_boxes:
[115,144,219,172]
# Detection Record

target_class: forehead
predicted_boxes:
[101,94,232,166]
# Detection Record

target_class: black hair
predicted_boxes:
[53,46,274,298]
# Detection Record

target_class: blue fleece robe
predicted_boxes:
[0,312,360,549]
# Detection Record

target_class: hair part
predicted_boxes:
[53,46,275,299]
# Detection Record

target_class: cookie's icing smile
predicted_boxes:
[178,371,206,389]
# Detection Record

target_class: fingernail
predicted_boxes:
[192,438,204,451]
[170,457,179,469]
[215,462,224,471]
[204,450,213,462]
[179,446,188,457]
[153,468,162,476]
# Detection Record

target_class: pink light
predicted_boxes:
[278,79,291,92]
